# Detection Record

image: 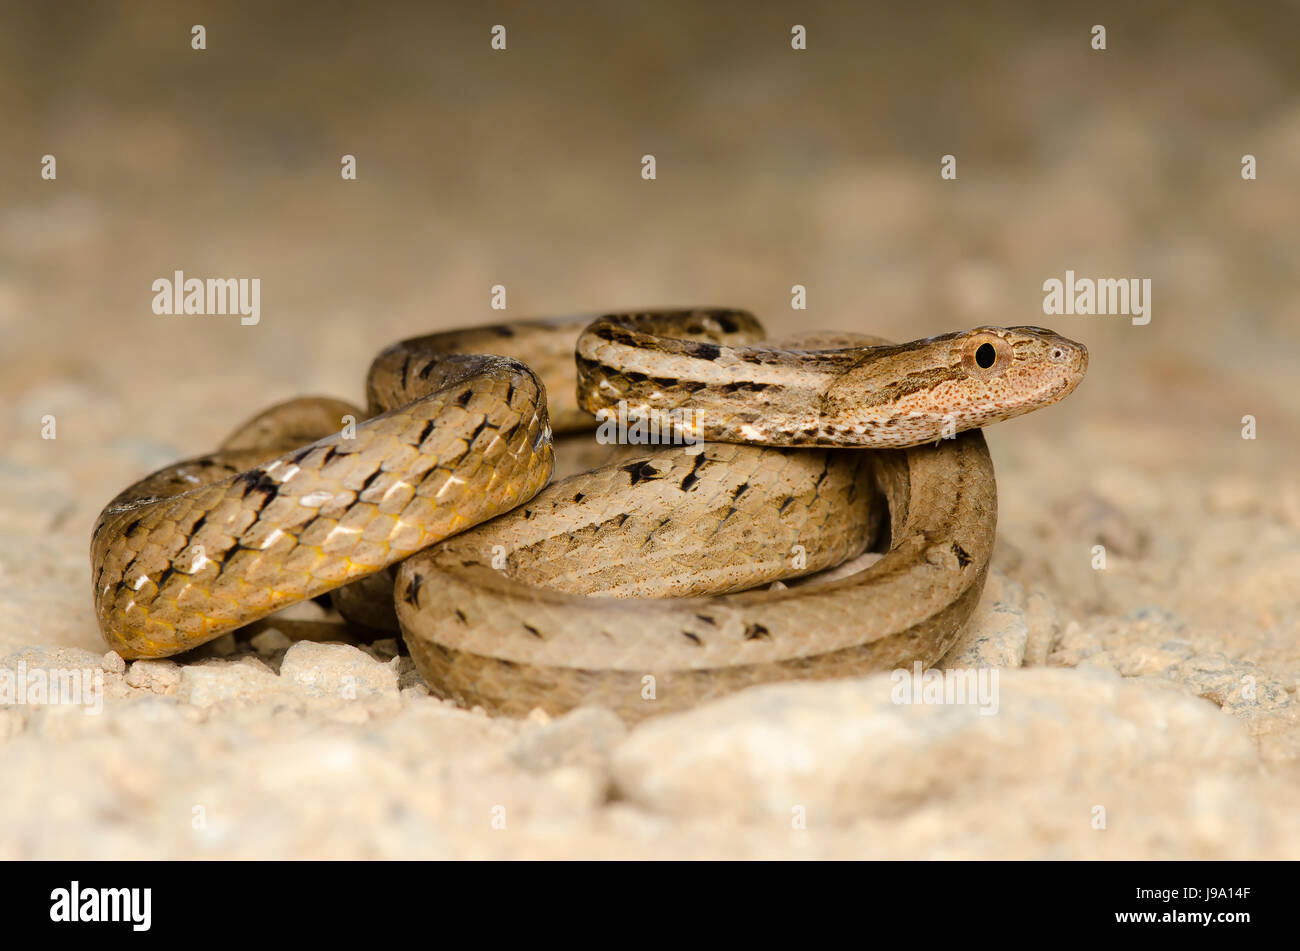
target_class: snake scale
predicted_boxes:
[91,310,1087,720]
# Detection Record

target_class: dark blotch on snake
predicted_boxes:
[236,469,281,502]
[744,623,771,640]
[680,453,707,492]
[591,323,641,348]
[622,460,664,485]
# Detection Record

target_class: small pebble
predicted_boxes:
[124,659,182,695]
[250,627,293,655]
[209,634,237,657]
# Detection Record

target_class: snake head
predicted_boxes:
[963,325,1088,402]
[821,325,1088,446]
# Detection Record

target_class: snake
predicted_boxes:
[91,310,1087,720]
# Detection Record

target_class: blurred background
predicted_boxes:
[0,0,1297,857]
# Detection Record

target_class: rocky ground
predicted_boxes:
[1,2,1297,858]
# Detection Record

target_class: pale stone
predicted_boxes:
[278,641,400,709]
[208,633,237,657]
[610,668,1259,827]
[2,646,107,672]
[510,707,627,771]
[1022,591,1059,666]
[938,571,1028,669]
[177,657,281,708]
[1205,477,1258,517]
[249,627,292,655]
[124,659,182,695]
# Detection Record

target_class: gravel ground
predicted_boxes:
[1,1,1297,858]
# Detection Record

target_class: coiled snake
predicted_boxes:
[91,310,1087,720]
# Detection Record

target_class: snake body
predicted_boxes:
[91,311,1086,719]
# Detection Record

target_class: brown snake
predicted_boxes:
[91,310,1087,720]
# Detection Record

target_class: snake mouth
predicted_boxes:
[1056,341,1089,394]
[1041,363,1086,404]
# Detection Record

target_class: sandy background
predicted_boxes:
[1,1,1298,858]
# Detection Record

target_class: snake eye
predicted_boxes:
[1048,346,1067,363]
[961,333,1011,380]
